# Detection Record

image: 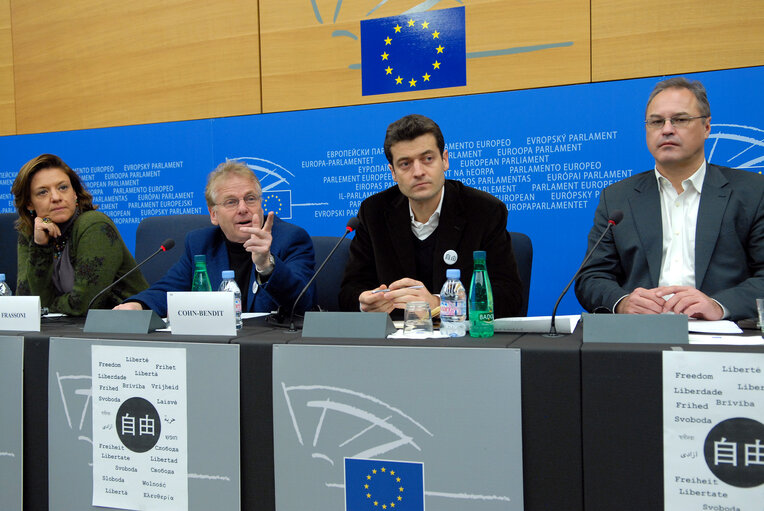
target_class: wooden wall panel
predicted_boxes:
[592,0,764,81]
[7,0,760,135]
[11,0,261,134]
[0,0,14,136]
[260,0,590,113]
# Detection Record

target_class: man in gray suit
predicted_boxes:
[575,77,764,320]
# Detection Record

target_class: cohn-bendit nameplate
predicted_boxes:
[166,292,236,336]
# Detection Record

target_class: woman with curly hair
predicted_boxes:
[12,154,147,315]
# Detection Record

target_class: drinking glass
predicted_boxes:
[403,301,433,337]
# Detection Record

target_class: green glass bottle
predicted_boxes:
[191,254,212,292]
[469,250,494,338]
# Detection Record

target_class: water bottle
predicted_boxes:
[218,270,243,329]
[191,255,212,292]
[0,274,11,296]
[440,269,466,337]
[469,250,494,338]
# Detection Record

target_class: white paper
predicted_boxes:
[663,351,764,510]
[493,314,580,333]
[388,329,449,339]
[688,334,764,346]
[92,345,188,510]
[688,319,743,334]
[242,312,270,319]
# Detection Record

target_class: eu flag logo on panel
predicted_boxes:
[360,6,466,96]
[262,190,291,218]
[345,458,425,510]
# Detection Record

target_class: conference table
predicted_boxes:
[9,314,763,510]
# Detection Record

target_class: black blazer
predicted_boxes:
[339,180,524,318]
[575,164,764,320]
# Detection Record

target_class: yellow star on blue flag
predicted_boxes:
[361,7,466,96]
[345,458,424,510]
[262,190,291,218]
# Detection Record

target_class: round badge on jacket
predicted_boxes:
[443,250,458,265]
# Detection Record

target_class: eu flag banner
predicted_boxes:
[345,458,425,510]
[262,190,292,219]
[361,6,466,96]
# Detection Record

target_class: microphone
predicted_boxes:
[87,238,175,310]
[546,210,623,336]
[287,217,360,331]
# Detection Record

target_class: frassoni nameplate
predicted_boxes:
[0,296,41,332]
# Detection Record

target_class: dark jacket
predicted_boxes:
[340,179,524,318]
[575,164,764,320]
[17,210,148,315]
[128,217,315,316]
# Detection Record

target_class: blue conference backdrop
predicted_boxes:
[1,66,762,316]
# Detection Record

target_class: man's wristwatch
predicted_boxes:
[256,253,275,276]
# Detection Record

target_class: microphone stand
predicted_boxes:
[546,213,621,337]
[288,226,355,331]
[87,242,173,310]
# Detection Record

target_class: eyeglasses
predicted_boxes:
[216,194,260,210]
[645,116,708,129]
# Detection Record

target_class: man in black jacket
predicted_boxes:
[339,114,523,318]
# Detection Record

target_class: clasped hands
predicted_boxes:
[616,286,723,320]
[359,278,439,313]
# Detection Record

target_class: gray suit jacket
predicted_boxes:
[574,164,764,320]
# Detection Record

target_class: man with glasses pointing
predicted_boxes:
[575,77,764,320]
[115,161,315,316]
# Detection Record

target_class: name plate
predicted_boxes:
[582,313,688,343]
[167,291,236,336]
[0,296,41,332]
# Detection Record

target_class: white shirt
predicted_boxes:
[409,187,444,240]
[656,161,705,288]
[614,161,726,316]
[653,161,728,317]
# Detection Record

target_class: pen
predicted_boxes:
[372,285,424,294]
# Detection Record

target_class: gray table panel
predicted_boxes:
[0,336,23,511]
